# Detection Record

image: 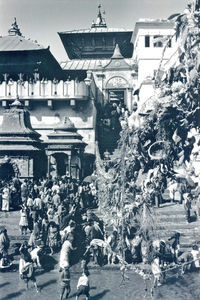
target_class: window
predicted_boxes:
[153,35,163,48]
[145,35,150,47]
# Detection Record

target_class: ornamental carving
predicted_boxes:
[106,76,128,89]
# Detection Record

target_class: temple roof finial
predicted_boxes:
[91,4,107,28]
[8,17,22,36]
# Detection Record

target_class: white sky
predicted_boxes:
[0,0,188,62]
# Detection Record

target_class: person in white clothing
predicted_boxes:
[30,244,44,268]
[60,220,76,243]
[2,185,10,212]
[59,235,75,269]
[191,244,200,269]
[76,270,90,300]
[19,206,28,235]
[151,255,162,288]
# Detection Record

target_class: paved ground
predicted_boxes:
[1,210,200,300]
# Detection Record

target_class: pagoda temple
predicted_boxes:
[0,18,63,81]
[58,5,133,60]
[0,99,44,179]
[0,19,96,178]
[0,7,176,177]
[59,5,137,154]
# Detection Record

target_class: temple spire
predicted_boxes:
[91,4,107,28]
[112,44,124,59]
[8,18,22,36]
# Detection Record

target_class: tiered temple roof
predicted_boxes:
[0,99,42,151]
[58,5,133,60]
[46,117,86,151]
[0,18,64,80]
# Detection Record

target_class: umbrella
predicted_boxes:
[83,173,97,183]
[83,175,92,183]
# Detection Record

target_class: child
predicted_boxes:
[151,254,162,288]
[19,206,28,235]
[191,244,200,269]
[76,270,90,300]
[30,242,44,268]
[47,222,60,255]
[19,252,40,293]
[60,265,71,300]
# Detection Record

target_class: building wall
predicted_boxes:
[92,68,138,110]
[131,21,176,105]
[133,27,175,84]
[0,79,96,155]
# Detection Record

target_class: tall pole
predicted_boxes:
[47,155,51,178]
[119,133,127,260]
[68,154,71,178]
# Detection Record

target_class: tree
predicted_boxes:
[96,0,200,264]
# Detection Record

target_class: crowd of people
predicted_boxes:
[100,101,130,131]
[0,171,200,297]
[0,175,121,298]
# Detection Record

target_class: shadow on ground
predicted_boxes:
[39,279,57,290]
[0,289,26,300]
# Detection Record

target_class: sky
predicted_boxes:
[0,0,188,62]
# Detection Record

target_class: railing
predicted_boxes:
[0,79,89,100]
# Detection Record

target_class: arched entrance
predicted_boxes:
[0,162,15,180]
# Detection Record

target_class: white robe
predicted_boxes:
[59,240,73,268]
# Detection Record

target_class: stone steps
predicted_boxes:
[156,216,186,222]
[95,204,200,252]
[155,224,199,230]
[154,203,200,251]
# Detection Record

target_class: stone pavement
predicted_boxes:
[1,210,200,299]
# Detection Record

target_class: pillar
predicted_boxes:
[80,150,84,179]
[68,154,71,177]
[127,88,133,111]
[47,155,51,178]
[65,154,71,178]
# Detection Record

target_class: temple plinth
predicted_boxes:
[0,99,44,179]
[45,117,86,179]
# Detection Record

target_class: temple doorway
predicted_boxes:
[53,153,67,177]
[0,162,15,180]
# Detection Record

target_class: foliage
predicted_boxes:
[96,0,200,260]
